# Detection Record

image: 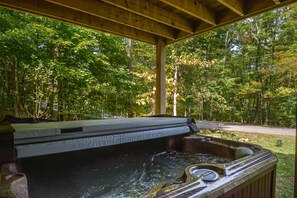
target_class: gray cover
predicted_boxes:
[13,117,188,140]
[12,117,192,158]
[16,126,189,158]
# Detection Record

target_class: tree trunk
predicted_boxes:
[239,98,244,123]
[230,98,234,122]
[223,30,230,67]
[200,97,204,120]
[173,65,178,116]
[1,60,8,116]
[12,55,19,117]
[35,77,38,118]
[57,78,64,121]
[264,97,270,126]
[126,38,133,118]
[151,86,156,115]
[254,95,260,124]
[209,99,212,120]
[48,78,55,119]
[247,96,251,123]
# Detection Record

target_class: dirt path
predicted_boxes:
[196,121,296,136]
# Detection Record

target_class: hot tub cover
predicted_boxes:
[7,117,195,158]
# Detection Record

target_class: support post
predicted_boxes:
[155,37,166,115]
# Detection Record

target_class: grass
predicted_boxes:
[199,129,295,198]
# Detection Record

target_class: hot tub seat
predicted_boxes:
[154,135,277,198]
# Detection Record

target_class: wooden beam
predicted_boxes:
[155,37,166,115]
[272,0,281,4]
[166,21,213,44]
[46,0,176,40]
[246,0,287,14]
[160,0,216,25]
[0,0,158,44]
[101,0,194,33]
[167,0,297,44]
[217,0,245,16]
[218,0,295,25]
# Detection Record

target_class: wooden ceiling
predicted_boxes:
[0,0,296,45]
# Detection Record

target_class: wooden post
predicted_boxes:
[155,37,166,115]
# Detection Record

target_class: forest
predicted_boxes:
[0,5,296,127]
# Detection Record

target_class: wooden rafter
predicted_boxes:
[272,0,282,4]
[166,0,296,44]
[45,0,176,40]
[246,0,284,15]
[0,0,296,45]
[101,0,194,33]
[217,0,245,16]
[159,0,216,25]
[0,0,157,44]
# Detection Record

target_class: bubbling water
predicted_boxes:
[99,151,230,198]
[19,147,231,198]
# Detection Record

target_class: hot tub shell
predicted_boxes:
[0,117,277,198]
[155,135,277,198]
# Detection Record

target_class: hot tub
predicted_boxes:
[0,117,277,198]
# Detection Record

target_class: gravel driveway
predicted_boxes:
[196,121,296,136]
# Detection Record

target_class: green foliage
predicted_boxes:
[0,5,296,126]
[0,9,154,120]
[166,5,296,127]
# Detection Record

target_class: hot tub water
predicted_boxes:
[18,146,230,198]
